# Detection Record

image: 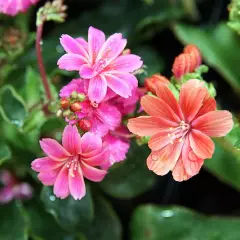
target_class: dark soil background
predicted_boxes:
[35,0,240,239]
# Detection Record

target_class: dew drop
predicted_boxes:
[49,195,56,201]
[160,210,174,218]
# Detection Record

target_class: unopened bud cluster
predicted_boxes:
[36,0,67,26]
[56,92,92,131]
[144,74,169,94]
[172,44,202,80]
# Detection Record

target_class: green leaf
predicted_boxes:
[0,202,28,240]
[22,67,43,107]
[0,85,27,127]
[84,196,122,240]
[28,202,76,240]
[0,141,11,166]
[100,142,156,199]
[131,205,240,240]
[41,186,94,233]
[173,23,240,93]
[204,123,240,191]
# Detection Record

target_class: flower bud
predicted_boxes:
[184,44,202,67]
[60,98,69,109]
[172,53,192,79]
[62,109,71,118]
[56,109,63,117]
[122,49,131,55]
[78,119,92,132]
[144,74,169,94]
[70,102,82,112]
[77,93,86,102]
[70,91,78,99]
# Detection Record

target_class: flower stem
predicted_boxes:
[112,131,135,139]
[35,23,52,101]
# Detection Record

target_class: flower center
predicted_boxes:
[168,120,190,144]
[66,156,79,177]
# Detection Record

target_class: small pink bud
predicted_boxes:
[60,98,70,109]
[70,102,82,112]
[78,119,92,132]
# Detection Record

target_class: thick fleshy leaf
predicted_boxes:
[0,141,11,166]
[174,23,240,93]
[28,203,74,240]
[0,85,27,128]
[41,185,94,233]
[84,196,122,240]
[0,202,28,240]
[100,142,156,199]
[131,205,240,240]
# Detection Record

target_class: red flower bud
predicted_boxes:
[144,74,169,94]
[172,53,192,79]
[184,44,202,67]
[78,119,92,132]
[60,98,70,109]
[70,102,82,112]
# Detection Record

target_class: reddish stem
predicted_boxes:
[35,23,52,101]
[112,131,135,139]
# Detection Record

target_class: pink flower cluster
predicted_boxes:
[0,170,33,204]
[0,0,39,16]
[31,26,143,200]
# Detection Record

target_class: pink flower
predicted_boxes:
[60,79,121,137]
[0,170,33,204]
[101,126,130,170]
[57,26,143,103]
[113,88,145,115]
[31,125,109,200]
[0,0,39,16]
[128,79,233,181]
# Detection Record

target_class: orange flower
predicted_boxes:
[144,74,169,94]
[128,79,233,181]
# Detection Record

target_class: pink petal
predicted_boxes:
[96,33,127,65]
[179,79,208,122]
[128,116,178,137]
[172,158,191,182]
[81,132,102,153]
[79,64,95,78]
[31,157,64,172]
[147,141,184,176]
[40,139,71,161]
[83,146,109,166]
[189,129,214,159]
[38,168,60,186]
[76,37,88,50]
[62,125,82,154]
[90,116,110,137]
[57,54,86,71]
[192,110,233,137]
[141,95,180,123]
[182,135,204,176]
[60,78,85,98]
[101,134,130,170]
[14,183,33,200]
[81,162,107,182]
[95,103,121,131]
[155,83,184,120]
[88,75,108,103]
[53,164,70,199]
[60,34,88,58]
[68,164,86,200]
[110,54,143,72]
[88,26,106,64]
[104,73,132,98]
